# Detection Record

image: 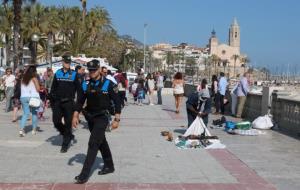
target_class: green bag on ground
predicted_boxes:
[236,121,251,130]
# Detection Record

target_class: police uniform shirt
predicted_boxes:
[50,68,82,99]
[75,77,121,114]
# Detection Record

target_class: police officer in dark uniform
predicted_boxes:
[50,54,81,153]
[72,59,121,184]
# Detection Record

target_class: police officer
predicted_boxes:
[72,59,121,184]
[50,54,81,153]
[186,79,212,127]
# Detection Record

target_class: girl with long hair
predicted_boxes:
[172,72,184,113]
[19,65,40,137]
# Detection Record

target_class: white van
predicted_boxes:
[126,72,138,85]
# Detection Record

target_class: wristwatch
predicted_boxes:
[114,118,120,122]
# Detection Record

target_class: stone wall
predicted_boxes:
[242,93,262,121]
[272,93,300,136]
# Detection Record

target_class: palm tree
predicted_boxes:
[240,56,250,73]
[202,56,211,80]
[164,51,174,74]
[211,54,220,75]
[80,0,87,21]
[3,0,36,69]
[231,54,240,78]
[185,57,196,82]
[0,5,13,66]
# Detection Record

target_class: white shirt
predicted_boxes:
[3,74,15,88]
[147,79,155,90]
[21,80,40,98]
[157,75,164,88]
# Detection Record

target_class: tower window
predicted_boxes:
[222,50,226,55]
[235,32,237,38]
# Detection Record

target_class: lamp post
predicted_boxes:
[31,33,40,64]
[22,46,31,66]
[143,23,147,73]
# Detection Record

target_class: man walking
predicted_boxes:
[49,54,81,153]
[72,59,121,184]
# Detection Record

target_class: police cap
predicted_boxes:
[62,54,72,63]
[87,59,100,71]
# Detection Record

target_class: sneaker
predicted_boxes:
[150,103,154,106]
[19,130,25,137]
[32,129,36,135]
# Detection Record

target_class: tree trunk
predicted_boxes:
[13,0,22,71]
[5,35,11,67]
[234,60,236,78]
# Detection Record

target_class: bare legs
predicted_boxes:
[12,107,19,122]
[174,95,182,113]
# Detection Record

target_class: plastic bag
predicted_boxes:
[252,115,273,130]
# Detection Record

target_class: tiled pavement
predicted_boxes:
[0,93,299,190]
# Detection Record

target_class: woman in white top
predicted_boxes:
[19,65,40,137]
[2,68,15,112]
[172,72,184,113]
[147,73,155,105]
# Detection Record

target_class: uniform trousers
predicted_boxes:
[52,100,74,146]
[80,115,114,177]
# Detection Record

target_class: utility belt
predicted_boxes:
[82,109,110,121]
[49,93,73,103]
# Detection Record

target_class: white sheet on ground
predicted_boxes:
[183,117,211,137]
[176,117,225,149]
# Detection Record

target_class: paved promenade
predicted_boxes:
[0,93,299,190]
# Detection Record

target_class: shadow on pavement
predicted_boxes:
[68,153,104,176]
[173,128,186,135]
[162,108,176,113]
[46,135,62,146]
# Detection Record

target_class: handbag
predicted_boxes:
[29,97,41,107]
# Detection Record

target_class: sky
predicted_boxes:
[39,0,300,74]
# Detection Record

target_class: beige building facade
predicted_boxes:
[208,18,246,77]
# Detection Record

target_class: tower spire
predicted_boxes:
[232,17,239,26]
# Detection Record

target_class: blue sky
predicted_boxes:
[39,0,300,74]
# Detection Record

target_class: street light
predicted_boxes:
[31,33,40,64]
[143,23,147,73]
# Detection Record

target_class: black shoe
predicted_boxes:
[98,167,115,175]
[74,175,89,184]
[60,145,69,153]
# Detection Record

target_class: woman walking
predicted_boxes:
[19,65,40,137]
[147,74,155,105]
[172,72,184,113]
[3,68,15,112]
